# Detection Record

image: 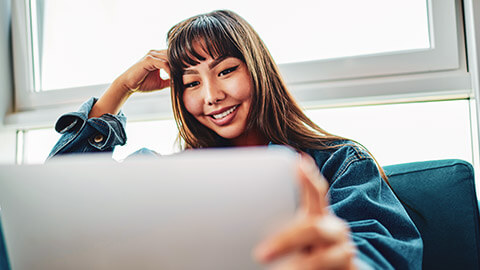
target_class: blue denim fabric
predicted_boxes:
[48,99,423,269]
[304,145,422,269]
[47,97,127,159]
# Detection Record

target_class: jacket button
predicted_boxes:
[93,134,104,143]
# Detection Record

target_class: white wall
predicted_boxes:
[0,0,16,164]
[0,131,16,164]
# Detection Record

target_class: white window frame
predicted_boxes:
[8,0,469,128]
[283,0,460,84]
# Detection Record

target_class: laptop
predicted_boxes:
[0,147,299,270]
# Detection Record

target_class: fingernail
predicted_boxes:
[315,215,345,241]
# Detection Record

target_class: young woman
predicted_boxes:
[49,10,422,269]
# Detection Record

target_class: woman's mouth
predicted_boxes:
[211,105,239,119]
[208,105,239,126]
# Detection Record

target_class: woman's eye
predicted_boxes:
[184,81,199,88]
[219,66,238,77]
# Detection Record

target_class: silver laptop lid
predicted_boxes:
[0,147,298,270]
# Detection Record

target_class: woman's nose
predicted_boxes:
[204,81,226,105]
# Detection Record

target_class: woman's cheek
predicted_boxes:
[229,76,254,101]
[183,91,202,116]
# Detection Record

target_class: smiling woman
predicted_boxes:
[47,10,423,269]
[165,11,350,151]
[181,54,256,145]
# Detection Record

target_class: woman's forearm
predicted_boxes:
[88,79,133,118]
[88,50,170,119]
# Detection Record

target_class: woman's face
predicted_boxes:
[181,49,254,144]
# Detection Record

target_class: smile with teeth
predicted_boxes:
[212,105,239,119]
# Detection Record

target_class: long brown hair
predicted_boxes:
[166,10,387,179]
[167,10,343,149]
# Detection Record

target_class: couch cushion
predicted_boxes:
[384,159,480,270]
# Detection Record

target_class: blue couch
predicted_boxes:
[385,159,480,269]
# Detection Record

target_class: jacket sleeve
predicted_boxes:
[319,147,423,270]
[47,97,127,159]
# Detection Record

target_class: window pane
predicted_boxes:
[23,128,60,164]
[22,119,179,164]
[33,0,429,91]
[305,100,473,166]
[112,119,180,161]
[24,100,472,167]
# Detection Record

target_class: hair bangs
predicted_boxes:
[168,13,244,72]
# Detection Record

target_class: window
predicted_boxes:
[22,128,59,164]
[22,119,179,163]
[31,0,430,91]
[23,100,473,167]
[10,0,476,194]
[112,119,179,161]
[305,99,473,166]
[11,0,471,158]
[11,0,465,114]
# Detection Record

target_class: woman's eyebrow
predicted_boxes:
[183,69,199,75]
[183,55,230,75]
[208,55,228,70]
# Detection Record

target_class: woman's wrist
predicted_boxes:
[88,79,133,118]
[111,76,136,97]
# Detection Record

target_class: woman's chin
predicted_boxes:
[217,128,267,147]
[216,130,245,141]
[213,126,247,142]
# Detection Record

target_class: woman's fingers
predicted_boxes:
[143,53,170,75]
[254,155,356,269]
[123,50,171,92]
[255,215,349,263]
[145,51,170,88]
[147,49,170,76]
[270,241,356,270]
[135,68,170,92]
[297,153,329,216]
[148,49,168,60]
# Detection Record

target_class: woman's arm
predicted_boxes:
[89,50,171,118]
[48,50,171,159]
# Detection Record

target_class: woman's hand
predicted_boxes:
[254,154,357,270]
[117,49,171,93]
[89,50,171,118]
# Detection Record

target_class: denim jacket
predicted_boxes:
[48,98,423,269]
